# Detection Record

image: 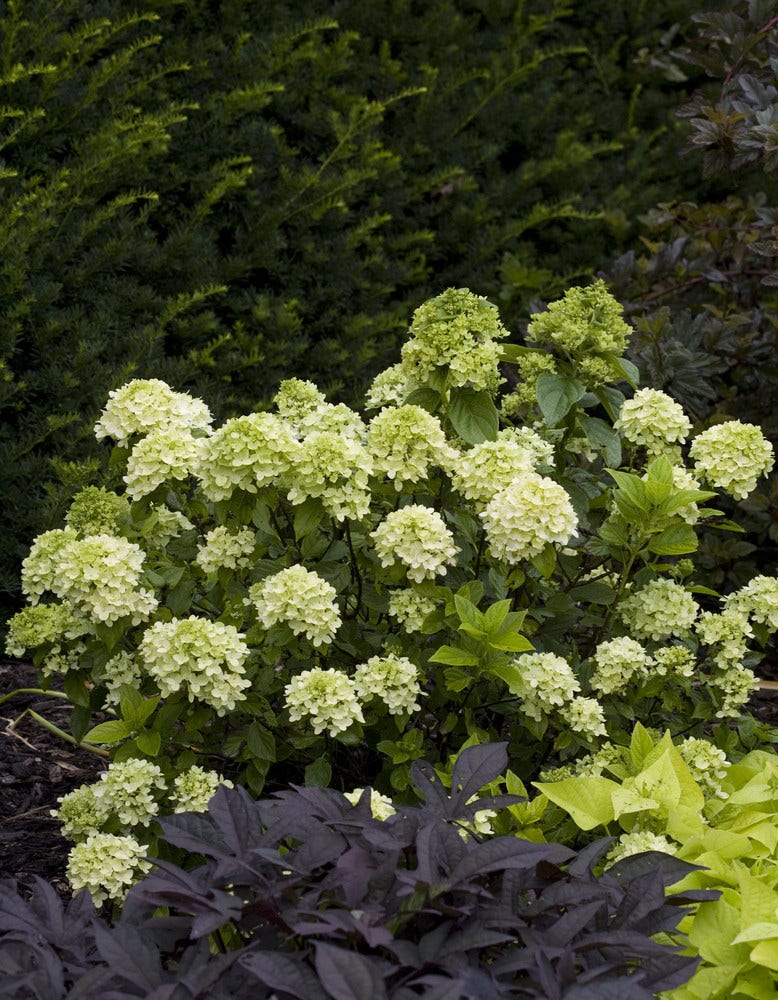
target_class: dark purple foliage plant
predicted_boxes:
[0,744,713,999]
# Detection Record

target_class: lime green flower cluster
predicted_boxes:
[371,505,459,583]
[387,588,438,633]
[353,654,422,715]
[449,430,536,507]
[287,430,372,521]
[367,404,455,490]
[526,279,631,358]
[171,765,235,813]
[66,832,151,905]
[480,471,578,563]
[198,412,295,501]
[615,387,691,458]
[508,651,607,737]
[4,602,87,662]
[590,636,649,695]
[284,667,364,736]
[196,526,256,575]
[249,565,341,646]
[689,419,774,499]
[139,616,251,714]
[64,486,129,536]
[618,579,698,641]
[502,351,558,410]
[94,378,212,446]
[124,427,204,500]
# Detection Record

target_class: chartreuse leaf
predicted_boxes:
[84,719,133,744]
[136,730,161,755]
[647,521,698,555]
[688,898,748,967]
[630,722,655,770]
[611,784,660,821]
[532,776,619,830]
[745,939,778,972]
[429,645,480,667]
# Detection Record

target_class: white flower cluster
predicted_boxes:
[285,667,364,736]
[23,532,158,626]
[353,654,422,715]
[689,420,774,499]
[526,280,631,357]
[171,766,234,813]
[615,388,691,457]
[695,608,753,670]
[371,505,459,583]
[56,784,105,840]
[449,431,535,507]
[274,378,327,429]
[365,363,411,409]
[668,466,704,524]
[649,646,696,679]
[139,616,251,714]
[344,787,396,821]
[502,352,558,410]
[590,636,649,695]
[198,413,295,501]
[480,472,578,563]
[400,287,508,395]
[387,588,438,633]
[249,565,341,646]
[561,696,608,738]
[196,526,256,575]
[98,651,144,709]
[709,664,758,718]
[367,404,455,490]
[676,737,729,799]
[124,428,203,500]
[618,579,698,641]
[509,652,581,722]
[725,575,778,630]
[606,830,675,868]
[142,506,194,549]
[91,759,166,828]
[286,430,372,522]
[95,379,212,446]
[66,832,151,905]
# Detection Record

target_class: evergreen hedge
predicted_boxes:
[0,0,707,614]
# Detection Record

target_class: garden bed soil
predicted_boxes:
[2,656,778,898]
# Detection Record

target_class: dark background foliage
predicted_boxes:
[0,0,718,617]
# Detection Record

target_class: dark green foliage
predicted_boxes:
[0,744,711,998]
[0,0,709,614]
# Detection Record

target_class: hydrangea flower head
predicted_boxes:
[450,431,537,507]
[274,378,327,425]
[353,654,422,715]
[387,589,438,633]
[196,526,256,575]
[709,664,758,717]
[46,533,158,625]
[649,645,696,679]
[526,280,631,356]
[695,608,753,670]
[725,575,778,631]
[618,579,698,641]
[285,667,364,736]
[142,506,195,549]
[480,472,578,563]
[615,388,691,456]
[92,759,166,828]
[676,737,729,799]
[689,420,774,499]
[368,405,455,489]
[198,412,296,501]
[249,565,341,646]
[365,362,413,409]
[95,379,212,445]
[286,430,372,521]
[55,784,108,840]
[21,528,78,601]
[401,287,507,394]
[509,651,580,722]
[139,616,251,714]
[502,352,558,411]
[5,602,87,659]
[561,696,608,738]
[606,830,675,868]
[97,651,144,710]
[66,832,151,904]
[171,766,234,813]
[124,428,203,500]
[65,487,129,537]
[590,636,649,694]
[371,505,459,583]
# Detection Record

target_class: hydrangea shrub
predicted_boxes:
[7,284,777,890]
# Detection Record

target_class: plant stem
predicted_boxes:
[0,687,69,707]
[9,708,110,758]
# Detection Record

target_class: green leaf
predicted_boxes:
[647,521,698,555]
[404,387,441,413]
[166,578,195,617]
[444,666,473,692]
[593,386,626,422]
[483,599,511,634]
[429,645,480,667]
[535,373,585,426]
[608,354,640,388]
[498,344,549,364]
[454,594,481,627]
[608,469,650,510]
[63,672,91,708]
[630,723,656,770]
[136,730,161,755]
[304,757,332,788]
[568,581,615,605]
[488,630,533,652]
[293,497,326,540]
[533,776,619,830]
[247,722,276,763]
[119,685,143,721]
[84,719,133,744]
[530,544,556,578]
[448,387,499,444]
[577,414,621,466]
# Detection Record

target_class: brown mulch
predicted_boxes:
[2,656,778,899]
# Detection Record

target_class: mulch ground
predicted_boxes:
[2,656,778,899]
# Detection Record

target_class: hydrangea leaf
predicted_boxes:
[532,776,619,830]
[535,373,585,426]
[447,386,499,444]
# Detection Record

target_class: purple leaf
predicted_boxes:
[240,950,323,1000]
[314,941,391,1000]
